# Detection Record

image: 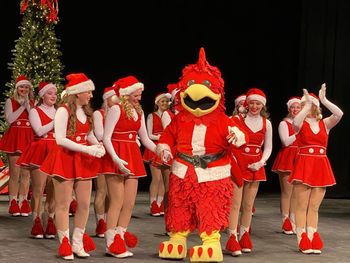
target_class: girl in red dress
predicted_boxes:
[272,97,301,235]
[0,75,34,216]
[101,76,157,258]
[143,92,171,216]
[92,87,119,238]
[231,88,272,253]
[40,73,106,260]
[16,82,58,239]
[289,85,343,254]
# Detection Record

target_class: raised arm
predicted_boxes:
[293,89,312,133]
[319,83,344,131]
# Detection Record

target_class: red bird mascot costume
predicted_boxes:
[156,47,248,262]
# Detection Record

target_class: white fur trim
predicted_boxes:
[234,95,246,106]
[301,95,319,107]
[228,126,246,147]
[119,82,144,96]
[16,80,32,88]
[39,83,57,98]
[155,93,171,104]
[103,90,116,100]
[192,124,206,155]
[66,80,95,95]
[195,164,231,183]
[247,94,266,105]
[287,98,301,108]
[171,160,188,179]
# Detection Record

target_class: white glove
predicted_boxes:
[161,150,173,163]
[319,83,327,104]
[248,160,265,171]
[113,156,130,174]
[83,144,105,158]
[227,126,246,147]
[302,89,312,105]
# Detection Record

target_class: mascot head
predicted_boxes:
[177,47,225,117]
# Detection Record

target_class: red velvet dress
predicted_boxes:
[272,120,299,173]
[16,107,56,169]
[100,105,146,178]
[0,99,34,153]
[288,120,336,187]
[233,116,267,182]
[40,106,100,180]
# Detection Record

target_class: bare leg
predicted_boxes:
[228,182,243,231]
[53,178,74,231]
[73,180,92,229]
[105,174,124,230]
[7,154,20,200]
[118,178,138,228]
[278,171,293,217]
[149,165,163,203]
[30,169,47,216]
[307,187,326,228]
[240,181,260,229]
[94,175,108,218]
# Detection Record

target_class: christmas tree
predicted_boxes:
[0,0,64,161]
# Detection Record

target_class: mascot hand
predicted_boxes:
[228,126,246,147]
[113,156,131,174]
[161,150,173,163]
[248,160,265,171]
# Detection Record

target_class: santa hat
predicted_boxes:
[15,75,32,88]
[102,87,116,100]
[64,73,95,95]
[246,88,266,105]
[286,96,301,109]
[38,82,57,98]
[155,92,171,104]
[113,76,144,96]
[167,83,179,101]
[301,92,320,107]
[234,94,246,107]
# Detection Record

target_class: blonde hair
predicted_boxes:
[65,95,94,137]
[120,95,143,119]
[13,85,34,102]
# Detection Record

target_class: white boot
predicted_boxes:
[72,227,90,258]
[57,229,74,260]
[105,228,130,258]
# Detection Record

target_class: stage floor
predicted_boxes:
[0,192,349,263]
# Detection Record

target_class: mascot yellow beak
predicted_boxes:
[180,83,221,117]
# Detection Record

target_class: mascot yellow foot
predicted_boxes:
[159,231,189,259]
[190,231,223,262]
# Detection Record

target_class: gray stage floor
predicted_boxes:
[0,192,349,263]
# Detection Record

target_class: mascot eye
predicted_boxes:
[187,80,196,86]
[202,80,211,87]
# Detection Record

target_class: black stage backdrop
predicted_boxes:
[1,1,349,197]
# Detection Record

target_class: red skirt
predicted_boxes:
[288,154,336,187]
[271,146,297,173]
[16,139,56,169]
[0,125,34,154]
[40,144,100,180]
[142,147,156,164]
[100,140,146,178]
[0,158,4,169]
[234,152,266,182]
